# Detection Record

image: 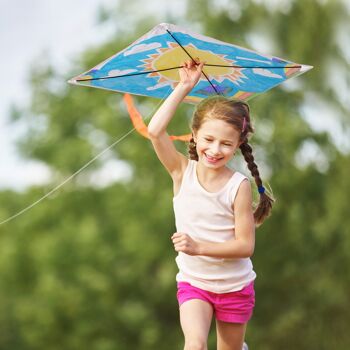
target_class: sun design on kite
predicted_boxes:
[140,42,246,91]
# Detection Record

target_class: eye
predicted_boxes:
[204,137,212,142]
[223,143,233,147]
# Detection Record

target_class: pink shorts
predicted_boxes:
[177,281,255,324]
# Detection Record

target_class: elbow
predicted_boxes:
[147,120,167,139]
[247,244,255,258]
[243,243,255,258]
[246,248,254,258]
[147,127,164,139]
[148,130,160,139]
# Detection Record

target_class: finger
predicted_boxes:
[174,243,182,251]
[174,240,187,247]
[175,244,187,252]
[171,232,182,239]
[196,61,205,71]
[174,236,188,244]
[172,237,183,244]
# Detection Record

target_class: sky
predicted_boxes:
[0,0,121,190]
[0,0,349,191]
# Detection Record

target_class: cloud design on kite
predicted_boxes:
[146,82,170,90]
[124,43,162,56]
[236,56,272,65]
[253,68,282,79]
[108,69,138,77]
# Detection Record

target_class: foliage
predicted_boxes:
[0,1,349,349]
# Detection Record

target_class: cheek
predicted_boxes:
[220,147,235,157]
[196,140,206,149]
[226,146,236,153]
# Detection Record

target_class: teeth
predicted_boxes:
[206,154,220,161]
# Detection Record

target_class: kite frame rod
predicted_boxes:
[75,64,300,82]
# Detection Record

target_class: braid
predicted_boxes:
[239,141,261,185]
[188,137,198,160]
[240,140,274,226]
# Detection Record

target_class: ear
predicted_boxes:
[191,130,197,143]
[237,139,244,148]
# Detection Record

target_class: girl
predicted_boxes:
[148,59,274,350]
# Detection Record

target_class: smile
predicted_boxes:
[204,153,223,163]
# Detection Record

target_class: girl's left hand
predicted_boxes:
[178,58,204,90]
[171,232,201,256]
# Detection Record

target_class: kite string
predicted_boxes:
[0,92,170,226]
[0,128,135,226]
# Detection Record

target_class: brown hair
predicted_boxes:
[188,96,274,226]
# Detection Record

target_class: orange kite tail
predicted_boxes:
[123,93,192,142]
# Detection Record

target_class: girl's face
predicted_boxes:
[193,119,241,168]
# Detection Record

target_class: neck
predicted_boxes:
[196,161,232,181]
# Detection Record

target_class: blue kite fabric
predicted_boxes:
[69,23,312,103]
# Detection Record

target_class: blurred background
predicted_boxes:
[0,0,349,349]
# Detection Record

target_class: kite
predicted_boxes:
[69,23,312,141]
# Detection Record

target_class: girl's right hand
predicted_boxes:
[179,58,205,91]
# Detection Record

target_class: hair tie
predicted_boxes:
[242,117,247,133]
[258,185,265,194]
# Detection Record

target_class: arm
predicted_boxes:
[148,60,204,178]
[171,180,255,259]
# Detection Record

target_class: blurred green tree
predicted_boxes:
[0,1,349,349]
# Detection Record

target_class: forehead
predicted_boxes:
[198,119,240,141]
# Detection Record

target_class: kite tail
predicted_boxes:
[123,93,192,142]
[123,93,149,139]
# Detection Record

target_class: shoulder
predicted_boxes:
[233,170,248,182]
[236,178,252,196]
[231,177,253,211]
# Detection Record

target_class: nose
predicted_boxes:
[210,142,222,155]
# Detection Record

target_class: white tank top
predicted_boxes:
[173,159,256,293]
